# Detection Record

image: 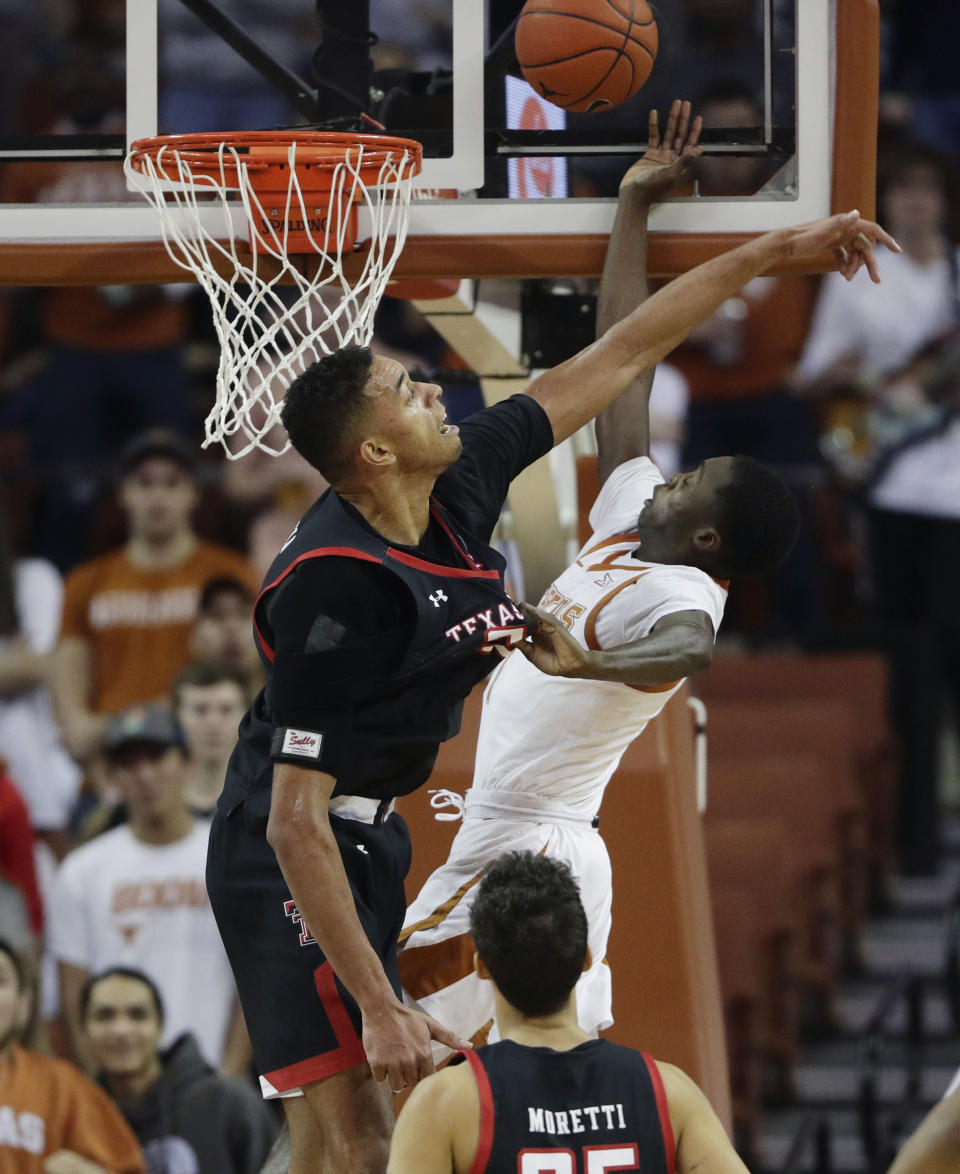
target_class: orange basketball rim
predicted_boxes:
[125,130,423,254]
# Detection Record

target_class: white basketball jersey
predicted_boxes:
[473,457,727,815]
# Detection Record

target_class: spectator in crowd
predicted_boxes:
[0,505,80,851]
[189,577,263,697]
[796,140,960,872]
[796,141,959,396]
[48,704,249,1076]
[83,966,277,1174]
[0,936,145,1173]
[0,39,194,571]
[51,430,257,766]
[171,661,248,817]
[0,763,43,941]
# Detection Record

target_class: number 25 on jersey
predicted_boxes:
[519,1143,640,1173]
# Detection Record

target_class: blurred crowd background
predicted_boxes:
[0,2,955,1170]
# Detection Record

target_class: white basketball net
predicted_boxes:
[124,138,421,458]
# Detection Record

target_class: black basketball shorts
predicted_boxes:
[206,801,411,1096]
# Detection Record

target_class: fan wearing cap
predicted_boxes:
[51,428,258,765]
[46,702,247,1083]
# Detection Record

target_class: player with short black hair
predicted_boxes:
[633,452,801,581]
[389,851,751,1174]
[711,455,801,576]
[469,853,588,1018]
[281,345,376,481]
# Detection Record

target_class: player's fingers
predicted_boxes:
[662,98,681,146]
[832,245,853,279]
[518,601,554,631]
[675,99,692,150]
[858,220,901,254]
[369,1058,388,1084]
[687,114,703,150]
[860,243,882,284]
[427,1016,473,1054]
[647,108,659,150]
[409,1047,434,1086]
[388,1059,416,1093]
[836,246,862,283]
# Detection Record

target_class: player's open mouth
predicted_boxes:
[440,423,458,435]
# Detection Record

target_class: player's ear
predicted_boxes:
[692,526,720,553]
[474,951,491,981]
[582,946,593,974]
[357,436,396,470]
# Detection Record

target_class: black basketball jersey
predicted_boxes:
[455,1039,675,1174]
[220,486,532,818]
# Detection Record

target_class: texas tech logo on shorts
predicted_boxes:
[284,899,316,947]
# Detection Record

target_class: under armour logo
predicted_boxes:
[356,843,368,855]
[429,590,448,608]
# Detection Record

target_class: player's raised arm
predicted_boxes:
[595,100,702,484]
[526,200,898,450]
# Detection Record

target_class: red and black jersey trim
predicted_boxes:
[253,545,381,664]
[252,504,502,662]
[642,1052,676,1174]
[463,1048,496,1174]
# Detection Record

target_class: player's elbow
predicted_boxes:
[685,643,708,680]
[265,801,328,857]
[680,637,713,677]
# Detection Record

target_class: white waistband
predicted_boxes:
[463,788,597,828]
[328,795,396,824]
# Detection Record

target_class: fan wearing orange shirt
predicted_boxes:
[52,429,258,764]
[0,937,144,1174]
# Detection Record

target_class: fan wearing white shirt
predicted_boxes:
[48,703,250,1078]
[399,104,806,1051]
[799,141,960,877]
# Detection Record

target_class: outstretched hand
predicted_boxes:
[619,98,704,202]
[781,210,901,283]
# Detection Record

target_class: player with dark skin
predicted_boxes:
[220,101,896,1174]
[515,104,781,680]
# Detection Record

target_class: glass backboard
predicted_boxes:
[0,0,878,283]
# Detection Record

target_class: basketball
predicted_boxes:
[515,0,659,114]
